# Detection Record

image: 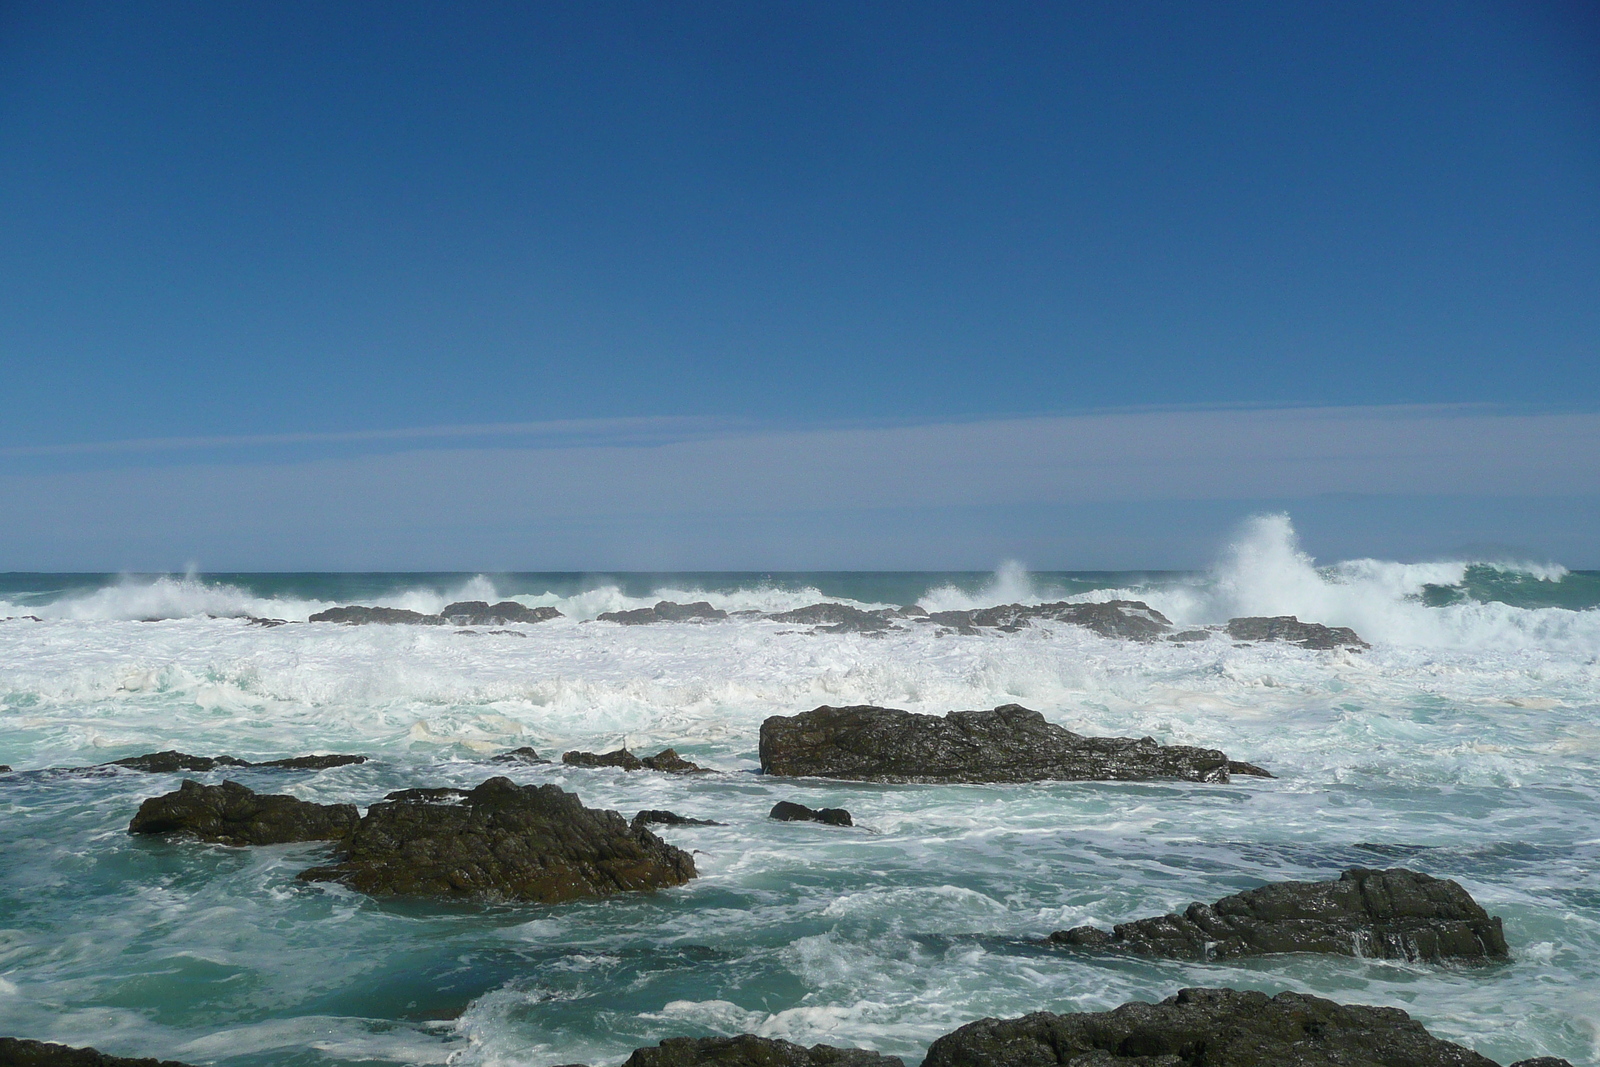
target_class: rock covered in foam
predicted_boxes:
[298,776,696,902]
[769,800,853,826]
[619,1035,902,1067]
[759,704,1272,784]
[307,602,561,625]
[596,601,728,624]
[128,780,359,846]
[1226,615,1369,650]
[765,603,895,632]
[921,600,1172,639]
[921,987,1500,1067]
[1050,867,1508,962]
[0,1037,196,1066]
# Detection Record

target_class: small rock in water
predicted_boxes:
[307,605,442,625]
[1050,866,1508,962]
[490,746,550,764]
[769,800,853,826]
[0,765,11,773]
[128,780,360,846]
[563,748,645,770]
[765,603,894,632]
[920,600,1172,640]
[620,1035,902,1067]
[439,600,562,625]
[760,704,1272,783]
[297,776,696,902]
[640,748,708,773]
[633,809,725,828]
[1226,615,1369,650]
[253,754,367,770]
[921,987,1502,1067]
[0,1037,197,1066]
[595,600,728,624]
[103,751,365,773]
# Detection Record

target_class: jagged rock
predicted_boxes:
[620,1035,902,1067]
[254,754,367,770]
[1226,616,1369,650]
[104,751,364,773]
[769,800,853,826]
[1050,867,1507,962]
[920,600,1172,640]
[307,605,442,625]
[921,987,1499,1067]
[490,746,550,764]
[128,780,359,846]
[596,601,729,624]
[0,1037,196,1066]
[440,600,562,625]
[766,604,894,632]
[298,776,696,902]
[760,704,1271,784]
[563,748,706,773]
[563,748,645,770]
[633,809,725,828]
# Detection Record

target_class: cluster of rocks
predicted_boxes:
[10,988,1572,1067]
[759,704,1272,784]
[769,800,853,826]
[1050,867,1508,962]
[597,601,728,624]
[104,750,366,773]
[308,600,562,626]
[563,747,708,773]
[129,776,696,904]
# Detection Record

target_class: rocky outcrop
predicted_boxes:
[921,600,1172,640]
[307,605,440,625]
[760,705,1271,784]
[490,746,550,764]
[767,604,894,632]
[562,748,707,773]
[1226,616,1369,650]
[633,810,725,828]
[921,987,1500,1067]
[596,601,728,624]
[440,601,562,625]
[128,780,360,846]
[1050,867,1507,962]
[620,1035,901,1067]
[105,751,366,773]
[298,777,696,902]
[0,1037,196,1066]
[769,800,853,826]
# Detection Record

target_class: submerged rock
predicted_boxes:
[766,604,894,632]
[760,704,1271,784]
[620,1035,901,1067]
[490,746,550,764]
[440,600,562,625]
[298,777,696,902]
[921,600,1172,640]
[596,601,729,624]
[769,800,853,826]
[633,809,725,828]
[128,780,359,846]
[0,1037,196,1066]
[1226,615,1369,650]
[921,987,1500,1067]
[104,751,365,773]
[563,748,707,773]
[1050,867,1508,962]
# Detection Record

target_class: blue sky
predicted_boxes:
[1,2,1596,569]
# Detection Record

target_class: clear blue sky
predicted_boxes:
[1,2,1597,569]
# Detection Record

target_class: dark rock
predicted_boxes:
[1050,867,1507,962]
[769,800,853,826]
[633,809,725,828]
[1226,616,1369,650]
[110,751,250,773]
[307,605,442,625]
[0,766,11,774]
[490,746,550,764]
[760,704,1272,784]
[128,780,360,846]
[297,776,696,902]
[242,615,287,627]
[766,604,894,632]
[563,748,645,770]
[620,1034,901,1067]
[487,629,527,637]
[1508,1060,1576,1067]
[1168,629,1212,643]
[641,748,708,773]
[440,600,563,625]
[921,600,1172,641]
[596,601,729,624]
[0,1037,196,1066]
[253,754,368,770]
[921,987,1499,1067]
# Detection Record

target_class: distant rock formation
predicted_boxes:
[128,780,359,846]
[767,604,895,633]
[1226,615,1369,650]
[760,704,1271,784]
[769,800,853,826]
[1050,867,1508,962]
[307,601,561,625]
[921,600,1172,640]
[596,601,728,624]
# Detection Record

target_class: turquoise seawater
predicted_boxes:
[2,519,1597,1065]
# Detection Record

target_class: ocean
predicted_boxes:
[1,515,1597,1066]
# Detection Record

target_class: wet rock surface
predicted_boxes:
[596,601,729,624]
[307,605,441,625]
[921,987,1500,1067]
[921,600,1172,640]
[0,1037,196,1066]
[104,751,365,773]
[490,746,550,764]
[633,809,725,828]
[563,748,707,773]
[760,704,1271,784]
[619,1035,902,1067]
[298,777,696,902]
[1051,867,1508,962]
[440,600,562,625]
[128,780,360,846]
[769,800,853,826]
[766,604,895,632]
[1226,615,1369,650]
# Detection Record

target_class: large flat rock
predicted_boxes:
[128,779,360,846]
[298,776,696,902]
[1051,867,1507,962]
[759,704,1271,783]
